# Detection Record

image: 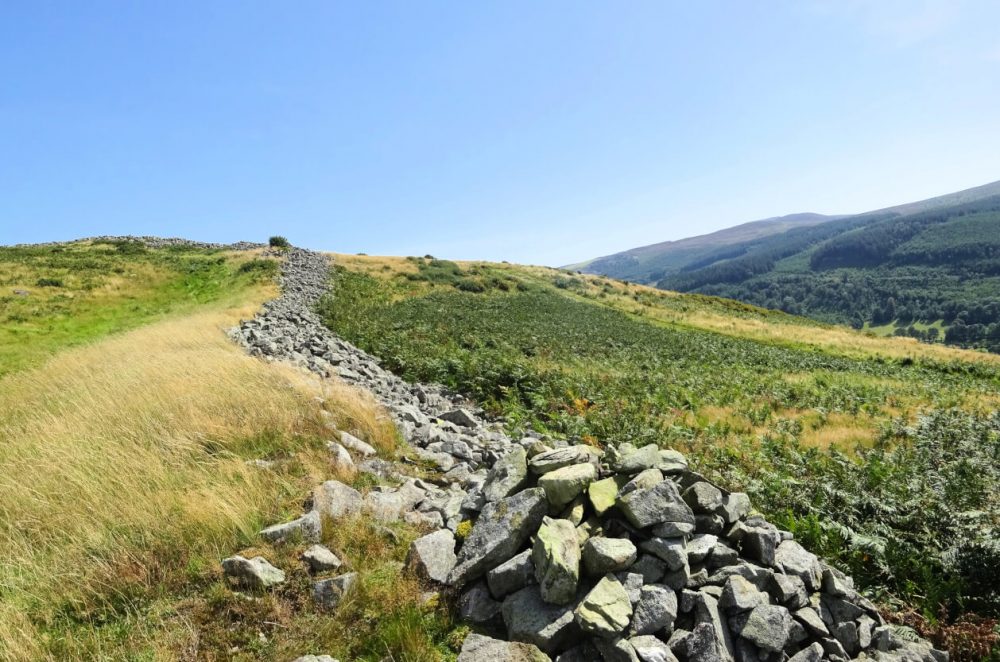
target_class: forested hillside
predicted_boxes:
[573,180,1000,353]
[662,195,1000,353]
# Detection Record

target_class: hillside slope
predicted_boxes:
[570,179,1000,353]
[566,212,840,283]
[662,193,1000,352]
[322,254,1000,657]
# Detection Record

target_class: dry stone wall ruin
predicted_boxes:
[218,245,948,662]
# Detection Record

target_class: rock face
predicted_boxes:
[221,245,946,662]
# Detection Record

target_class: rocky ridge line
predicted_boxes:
[225,246,946,662]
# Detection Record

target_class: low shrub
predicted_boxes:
[268,236,290,249]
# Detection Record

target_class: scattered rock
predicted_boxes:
[406,529,457,584]
[313,572,358,610]
[338,431,376,457]
[302,544,342,573]
[259,510,321,543]
[221,555,285,589]
[311,480,363,520]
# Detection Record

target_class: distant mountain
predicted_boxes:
[572,179,1000,353]
[565,213,843,284]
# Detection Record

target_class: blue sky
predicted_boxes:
[3,1,999,265]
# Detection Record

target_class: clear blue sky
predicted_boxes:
[3,1,1000,265]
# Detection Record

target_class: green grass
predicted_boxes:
[0,241,277,377]
[320,256,1000,653]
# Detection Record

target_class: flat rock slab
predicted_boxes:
[575,574,633,637]
[302,544,342,573]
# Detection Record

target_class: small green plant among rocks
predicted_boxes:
[269,235,291,249]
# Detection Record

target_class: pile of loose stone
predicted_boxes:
[219,246,945,662]
[437,442,949,662]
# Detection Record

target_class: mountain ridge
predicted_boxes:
[569,178,1000,284]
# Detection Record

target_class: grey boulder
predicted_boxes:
[457,633,551,661]
[449,488,549,585]
[221,555,286,589]
[405,529,457,584]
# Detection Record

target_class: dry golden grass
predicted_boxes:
[0,281,395,660]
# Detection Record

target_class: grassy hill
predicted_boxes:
[0,241,452,661]
[3,241,998,659]
[569,179,1000,354]
[322,254,1000,650]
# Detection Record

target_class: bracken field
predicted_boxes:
[320,255,1000,659]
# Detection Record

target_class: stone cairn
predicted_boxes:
[214,245,945,662]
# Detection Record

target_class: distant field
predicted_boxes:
[322,254,1000,638]
[0,240,278,376]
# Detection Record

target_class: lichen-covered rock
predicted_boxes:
[718,575,769,613]
[588,476,621,516]
[575,574,633,637]
[460,581,503,623]
[631,584,677,636]
[311,479,363,520]
[629,634,678,662]
[774,540,822,591]
[539,462,597,507]
[533,517,581,605]
[682,481,724,515]
[260,510,321,543]
[619,479,695,529]
[489,549,536,598]
[502,586,580,653]
[583,537,638,576]
[449,487,548,585]
[301,544,342,573]
[594,636,641,662]
[529,445,600,475]
[312,572,358,610]
[612,444,661,474]
[730,604,793,653]
[484,446,529,502]
[638,537,687,572]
